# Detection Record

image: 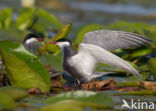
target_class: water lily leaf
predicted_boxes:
[40,53,63,71]
[44,90,113,108]
[148,57,156,80]
[0,28,28,42]
[0,40,50,93]
[0,92,16,109]
[33,8,64,31]
[39,23,71,54]
[16,8,34,30]
[50,23,71,41]
[39,43,61,55]
[0,8,12,29]
[0,86,29,100]
[40,101,83,111]
[17,8,63,32]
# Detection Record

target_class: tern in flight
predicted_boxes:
[48,30,151,82]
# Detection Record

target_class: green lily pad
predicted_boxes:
[0,92,16,110]
[44,90,113,108]
[40,53,63,71]
[0,8,12,29]
[0,86,29,100]
[0,40,50,93]
[16,8,34,30]
[16,8,64,32]
[148,57,156,80]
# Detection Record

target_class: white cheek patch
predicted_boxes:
[57,42,70,48]
[25,38,38,44]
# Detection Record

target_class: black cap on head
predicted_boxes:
[23,33,40,43]
[56,38,72,45]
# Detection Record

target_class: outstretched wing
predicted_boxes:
[83,30,152,51]
[79,44,141,78]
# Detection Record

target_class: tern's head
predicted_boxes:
[23,33,44,45]
[48,38,72,49]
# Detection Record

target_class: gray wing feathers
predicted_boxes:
[81,44,142,78]
[83,30,151,51]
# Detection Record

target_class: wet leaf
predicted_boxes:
[0,92,16,109]
[0,86,29,100]
[0,41,50,93]
[44,90,113,108]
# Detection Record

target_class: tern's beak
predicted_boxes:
[48,41,57,44]
[37,38,44,42]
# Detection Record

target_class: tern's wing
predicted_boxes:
[79,44,141,78]
[83,30,152,51]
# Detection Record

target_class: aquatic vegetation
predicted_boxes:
[0,6,156,111]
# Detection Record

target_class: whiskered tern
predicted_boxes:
[49,30,151,82]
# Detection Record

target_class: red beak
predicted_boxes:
[37,38,44,42]
[48,41,57,44]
